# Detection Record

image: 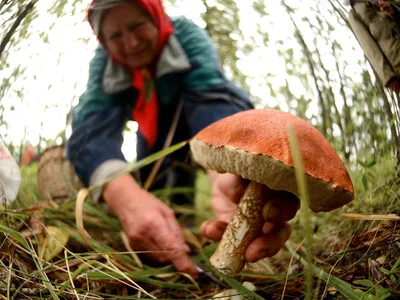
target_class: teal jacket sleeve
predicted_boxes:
[67,46,135,188]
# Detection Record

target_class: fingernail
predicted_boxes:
[200,220,211,231]
[191,267,199,279]
[263,205,281,221]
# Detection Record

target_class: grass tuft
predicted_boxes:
[0,144,399,298]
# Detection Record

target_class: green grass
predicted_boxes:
[194,170,214,220]
[1,147,399,299]
[13,163,40,207]
[289,154,400,245]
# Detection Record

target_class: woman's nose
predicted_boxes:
[123,32,139,51]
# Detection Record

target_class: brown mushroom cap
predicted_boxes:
[190,109,354,212]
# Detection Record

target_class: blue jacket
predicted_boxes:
[67,17,253,195]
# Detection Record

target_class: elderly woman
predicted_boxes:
[67,0,299,277]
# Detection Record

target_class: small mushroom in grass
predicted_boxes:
[189,109,354,276]
[212,281,256,300]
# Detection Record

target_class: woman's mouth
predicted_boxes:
[128,48,147,56]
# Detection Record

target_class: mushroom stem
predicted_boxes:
[210,181,269,276]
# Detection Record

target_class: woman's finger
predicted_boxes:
[201,219,228,242]
[144,239,170,263]
[262,192,300,223]
[153,223,198,277]
[130,234,170,262]
[162,208,190,252]
[245,222,291,263]
[212,173,248,205]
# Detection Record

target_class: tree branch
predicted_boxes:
[281,0,328,136]
[0,0,37,58]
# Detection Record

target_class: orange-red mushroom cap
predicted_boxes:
[189,109,354,212]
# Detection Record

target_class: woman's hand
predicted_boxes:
[103,174,198,277]
[202,171,300,262]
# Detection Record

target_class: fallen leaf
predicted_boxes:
[38,226,69,262]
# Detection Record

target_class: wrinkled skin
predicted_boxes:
[103,174,197,275]
[104,172,300,278]
[101,3,158,69]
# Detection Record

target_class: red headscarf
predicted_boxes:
[88,0,174,148]
[131,0,173,149]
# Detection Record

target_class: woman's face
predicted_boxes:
[101,3,159,69]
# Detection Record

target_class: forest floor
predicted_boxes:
[0,154,399,299]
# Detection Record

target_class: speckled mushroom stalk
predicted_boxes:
[209,181,269,276]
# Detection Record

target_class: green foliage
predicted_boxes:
[353,279,392,299]
[0,0,85,153]
[287,125,313,298]
[286,243,375,299]
[0,0,38,59]
[249,0,399,162]
[201,0,250,91]
[0,223,30,249]
[357,159,377,190]
[194,170,213,220]
[350,155,399,215]
[13,163,40,208]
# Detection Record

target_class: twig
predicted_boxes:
[144,100,183,190]
[0,0,38,58]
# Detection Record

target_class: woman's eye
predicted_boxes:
[108,33,122,40]
[128,22,145,31]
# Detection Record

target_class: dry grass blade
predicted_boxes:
[144,100,183,191]
[120,231,143,269]
[75,188,93,249]
[341,213,400,221]
[64,250,79,299]
[281,241,304,300]
[178,272,201,292]
[183,228,203,250]
[104,254,156,299]
[6,260,12,300]
[26,239,61,300]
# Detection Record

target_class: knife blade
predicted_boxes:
[194,261,230,289]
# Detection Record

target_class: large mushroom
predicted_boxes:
[189,109,354,276]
